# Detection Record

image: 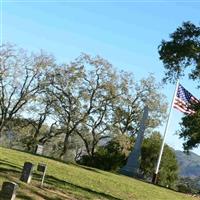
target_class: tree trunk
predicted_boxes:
[0,126,3,138]
[38,136,48,145]
[60,133,70,159]
[0,120,6,138]
[26,141,33,152]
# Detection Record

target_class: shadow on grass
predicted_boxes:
[33,191,64,200]
[9,147,66,163]
[0,166,20,176]
[76,164,102,174]
[14,182,66,200]
[27,188,64,200]
[1,147,104,174]
[45,175,122,200]
[0,168,65,200]
[0,159,22,171]
[17,192,35,200]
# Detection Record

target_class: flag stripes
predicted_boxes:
[173,84,199,115]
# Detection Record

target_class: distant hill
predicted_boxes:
[175,150,200,177]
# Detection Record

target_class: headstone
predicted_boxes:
[0,181,18,200]
[35,144,44,155]
[20,162,34,183]
[37,163,47,187]
[120,106,149,177]
[37,163,46,173]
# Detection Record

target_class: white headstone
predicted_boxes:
[36,144,44,155]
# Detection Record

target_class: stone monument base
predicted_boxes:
[120,165,144,179]
[120,166,138,177]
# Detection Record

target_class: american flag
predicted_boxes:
[173,84,199,115]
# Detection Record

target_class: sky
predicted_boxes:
[1,0,200,154]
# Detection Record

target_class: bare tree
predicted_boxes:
[112,74,167,136]
[74,54,123,158]
[46,61,88,159]
[24,95,55,151]
[0,44,54,136]
[47,54,122,159]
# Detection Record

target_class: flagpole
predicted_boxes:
[152,80,180,184]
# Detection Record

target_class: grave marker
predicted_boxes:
[37,163,47,187]
[35,144,44,155]
[0,181,18,200]
[20,162,34,183]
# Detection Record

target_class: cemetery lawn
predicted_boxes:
[0,147,197,200]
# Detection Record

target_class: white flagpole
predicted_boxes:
[152,80,180,184]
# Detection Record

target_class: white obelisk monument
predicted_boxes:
[120,106,149,177]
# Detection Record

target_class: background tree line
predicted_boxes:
[0,43,178,187]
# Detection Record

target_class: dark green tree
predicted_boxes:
[78,134,133,171]
[80,132,178,188]
[141,132,178,188]
[179,103,200,151]
[159,21,200,151]
[159,21,200,84]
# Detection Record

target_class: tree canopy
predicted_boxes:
[159,21,200,151]
[0,44,54,137]
[0,43,167,162]
[179,103,200,151]
[159,21,200,84]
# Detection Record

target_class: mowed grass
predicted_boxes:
[0,147,197,200]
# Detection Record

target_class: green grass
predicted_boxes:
[0,147,197,200]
